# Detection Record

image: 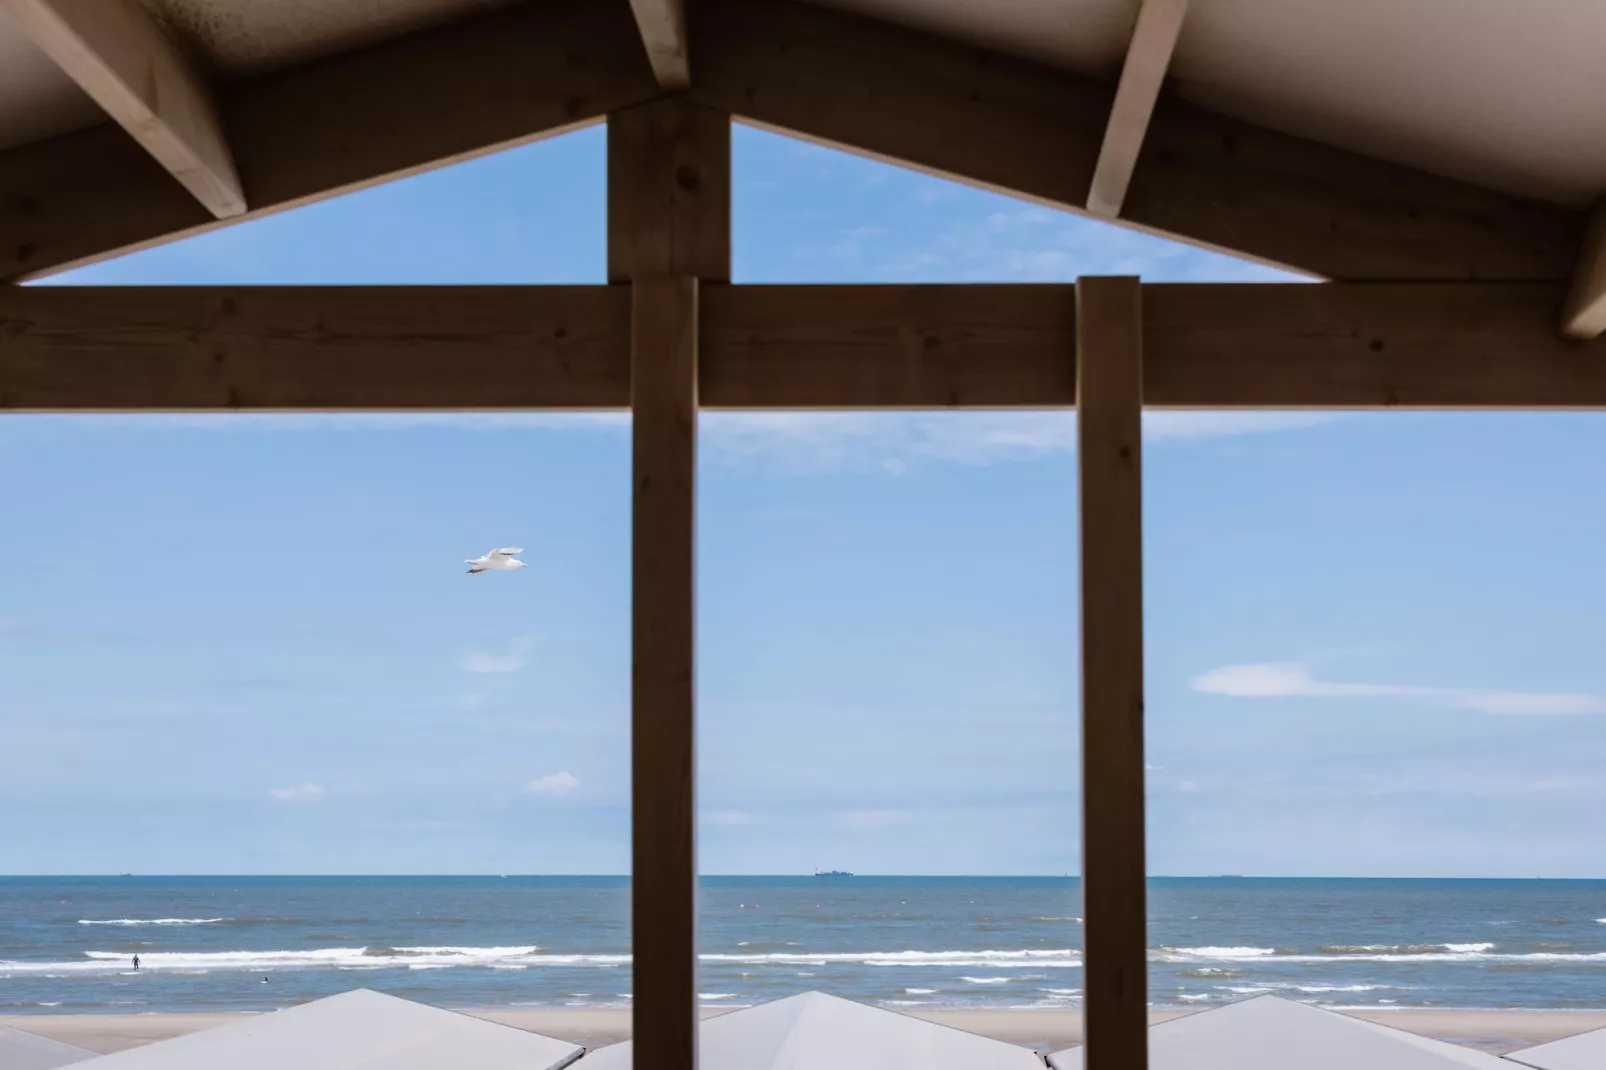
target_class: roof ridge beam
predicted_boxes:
[0,0,244,218]
[629,0,690,87]
[1087,0,1189,218]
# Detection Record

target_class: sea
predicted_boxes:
[4,876,1606,1014]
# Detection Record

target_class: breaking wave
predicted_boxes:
[77,919,232,927]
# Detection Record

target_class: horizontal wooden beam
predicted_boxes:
[1562,200,1606,339]
[4,283,1605,412]
[1087,0,1188,218]
[0,286,630,410]
[687,0,1579,282]
[0,0,659,279]
[700,284,1075,407]
[1141,282,1606,408]
[1,0,245,218]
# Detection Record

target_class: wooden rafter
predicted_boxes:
[1087,0,1189,218]
[0,0,660,280]
[628,0,690,87]
[1562,199,1606,339]
[686,0,1577,282]
[0,0,1583,284]
[5,283,1605,412]
[1,0,244,218]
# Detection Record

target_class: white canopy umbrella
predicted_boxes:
[582,991,1043,1070]
[0,1025,95,1070]
[1506,1024,1606,1070]
[1048,996,1509,1070]
[71,989,582,1070]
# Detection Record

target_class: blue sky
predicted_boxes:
[4,126,1605,877]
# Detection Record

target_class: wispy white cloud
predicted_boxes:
[21,410,1335,475]
[461,634,538,674]
[1191,663,1605,716]
[522,771,580,797]
[864,205,1307,284]
[703,810,756,826]
[699,412,1336,474]
[836,809,910,830]
[267,783,324,803]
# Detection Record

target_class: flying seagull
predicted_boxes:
[466,547,528,574]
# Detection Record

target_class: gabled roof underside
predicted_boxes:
[0,0,1597,284]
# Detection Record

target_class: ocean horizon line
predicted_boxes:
[6,873,1606,881]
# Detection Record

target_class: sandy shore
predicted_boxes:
[7,1006,1606,1056]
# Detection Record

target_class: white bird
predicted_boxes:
[466,547,528,574]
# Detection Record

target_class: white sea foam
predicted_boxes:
[9,937,1587,982]
[958,977,1015,984]
[1162,947,1277,959]
[700,993,737,1000]
[1155,943,1553,965]
[78,918,231,926]
[1178,994,1211,1002]
[905,988,938,995]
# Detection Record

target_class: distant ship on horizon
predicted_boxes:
[814,869,853,877]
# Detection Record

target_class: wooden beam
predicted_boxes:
[6,283,1606,413]
[0,286,629,410]
[609,100,731,283]
[0,0,1580,285]
[1075,275,1148,1070]
[1087,0,1188,218]
[612,98,729,1070]
[629,0,690,87]
[0,0,660,279]
[1,0,244,218]
[700,284,1075,408]
[1141,282,1606,408]
[686,0,1578,281]
[1562,199,1606,339]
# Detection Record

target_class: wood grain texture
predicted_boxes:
[1088,0,1188,218]
[700,284,1075,408]
[614,96,727,1070]
[1143,283,1606,408]
[0,0,660,279]
[1076,276,1148,1070]
[1,0,244,217]
[1562,200,1606,339]
[0,286,629,411]
[687,0,1578,281]
[7,283,1606,413]
[630,275,700,1070]
[629,0,690,87]
[608,99,730,282]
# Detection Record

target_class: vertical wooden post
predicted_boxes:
[1076,276,1148,1070]
[609,97,729,1070]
